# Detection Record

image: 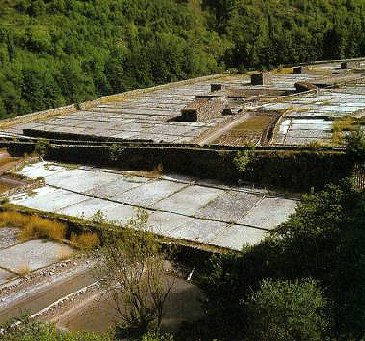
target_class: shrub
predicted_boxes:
[34,138,50,158]
[233,149,255,172]
[19,215,66,241]
[0,211,30,228]
[139,331,174,341]
[0,211,66,241]
[0,315,115,341]
[246,278,330,341]
[70,232,100,250]
[96,210,174,338]
[345,129,365,161]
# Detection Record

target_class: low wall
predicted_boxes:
[0,105,77,130]
[5,141,353,192]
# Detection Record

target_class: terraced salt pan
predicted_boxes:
[272,83,365,145]
[242,197,297,229]
[13,77,226,143]
[10,162,298,250]
[0,269,13,285]
[0,228,19,249]
[11,187,88,212]
[0,240,73,273]
[209,224,267,250]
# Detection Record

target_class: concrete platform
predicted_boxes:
[0,268,13,284]
[9,162,298,251]
[0,239,73,273]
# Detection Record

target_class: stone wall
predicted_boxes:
[4,141,353,192]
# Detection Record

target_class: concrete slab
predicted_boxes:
[57,197,121,220]
[286,130,331,139]
[196,191,263,224]
[104,204,140,225]
[10,186,88,212]
[19,162,66,179]
[0,227,19,249]
[147,211,196,236]
[45,169,121,193]
[87,176,150,198]
[170,219,228,243]
[153,185,224,215]
[0,240,73,273]
[0,268,13,284]
[211,224,268,250]
[242,197,297,230]
[118,180,188,207]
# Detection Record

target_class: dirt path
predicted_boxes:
[0,265,94,324]
[0,255,204,335]
[193,113,250,146]
[54,276,204,334]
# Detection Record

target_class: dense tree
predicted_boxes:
[246,279,330,341]
[1,0,365,118]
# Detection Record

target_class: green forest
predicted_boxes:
[0,0,365,118]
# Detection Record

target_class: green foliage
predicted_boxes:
[34,138,49,157]
[203,0,365,69]
[90,209,107,225]
[0,315,174,341]
[0,196,9,205]
[0,0,224,118]
[109,143,124,162]
[268,181,365,337]
[138,331,174,341]
[201,181,365,340]
[1,1,365,117]
[246,279,330,341]
[96,210,174,339]
[345,129,365,161]
[0,315,114,341]
[233,148,255,172]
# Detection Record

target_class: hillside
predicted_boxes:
[0,0,365,118]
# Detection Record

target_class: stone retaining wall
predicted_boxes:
[4,141,353,192]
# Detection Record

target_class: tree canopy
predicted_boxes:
[1,0,365,118]
[199,180,365,340]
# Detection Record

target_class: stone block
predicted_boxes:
[293,66,307,74]
[341,61,360,69]
[181,109,197,122]
[211,83,223,92]
[251,73,272,85]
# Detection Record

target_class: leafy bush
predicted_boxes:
[246,279,330,341]
[34,139,50,158]
[201,181,365,339]
[0,315,114,341]
[138,331,174,341]
[345,129,365,161]
[233,149,255,173]
[96,210,174,338]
